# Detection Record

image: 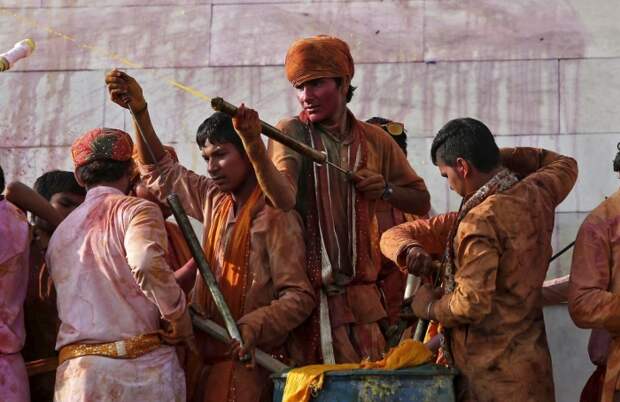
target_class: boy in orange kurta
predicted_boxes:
[381,118,577,402]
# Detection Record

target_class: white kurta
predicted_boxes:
[47,186,187,402]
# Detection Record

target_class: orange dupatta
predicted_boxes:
[190,185,262,402]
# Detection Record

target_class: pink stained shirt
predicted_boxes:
[0,199,30,354]
[46,186,186,349]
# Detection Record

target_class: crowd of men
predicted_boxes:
[0,34,617,402]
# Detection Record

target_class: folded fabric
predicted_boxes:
[282,339,432,402]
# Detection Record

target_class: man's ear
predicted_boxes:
[454,157,470,179]
[339,77,350,97]
[74,171,86,188]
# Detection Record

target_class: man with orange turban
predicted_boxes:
[233,35,431,364]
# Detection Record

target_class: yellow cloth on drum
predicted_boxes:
[282,339,432,402]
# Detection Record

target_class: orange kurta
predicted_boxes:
[569,189,620,402]
[140,154,316,402]
[381,148,577,402]
[267,114,429,364]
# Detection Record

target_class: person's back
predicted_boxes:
[49,187,172,345]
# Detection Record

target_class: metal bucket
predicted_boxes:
[272,363,457,402]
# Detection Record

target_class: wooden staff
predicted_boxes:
[190,308,289,373]
[211,97,352,176]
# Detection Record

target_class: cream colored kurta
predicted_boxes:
[0,199,30,402]
[47,186,187,402]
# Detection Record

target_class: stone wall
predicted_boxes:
[2,1,618,400]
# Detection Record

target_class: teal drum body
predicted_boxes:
[272,364,458,402]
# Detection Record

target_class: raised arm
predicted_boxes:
[5,181,62,227]
[232,106,299,211]
[106,70,211,221]
[501,147,578,207]
[105,69,166,165]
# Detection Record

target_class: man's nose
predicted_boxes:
[207,159,218,175]
[299,86,315,102]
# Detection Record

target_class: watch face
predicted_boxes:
[382,184,394,200]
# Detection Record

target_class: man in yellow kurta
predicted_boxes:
[380,118,577,401]
[232,35,431,365]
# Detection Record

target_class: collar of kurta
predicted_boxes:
[215,187,266,227]
[85,186,125,201]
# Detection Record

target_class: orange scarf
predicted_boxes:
[204,185,261,321]
[189,185,262,402]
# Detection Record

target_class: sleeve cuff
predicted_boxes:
[433,294,457,328]
[395,242,424,267]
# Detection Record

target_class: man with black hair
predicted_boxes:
[5,170,85,402]
[366,117,408,156]
[46,127,194,401]
[381,117,578,401]
[232,35,431,365]
[105,70,315,402]
[0,163,31,402]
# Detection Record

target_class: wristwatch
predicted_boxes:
[381,182,394,201]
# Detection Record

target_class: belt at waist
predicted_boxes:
[58,333,161,365]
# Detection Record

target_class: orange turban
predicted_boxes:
[284,35,354,87]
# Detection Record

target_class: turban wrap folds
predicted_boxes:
[71,127,133,169]
[284,35,354,87]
